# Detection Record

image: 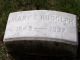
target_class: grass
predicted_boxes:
[0,0,80,60]
[0,45,7,60]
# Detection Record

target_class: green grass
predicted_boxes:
[0,0,80,60]
[0,44,7,60]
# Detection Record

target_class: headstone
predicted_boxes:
[3,10,78,59]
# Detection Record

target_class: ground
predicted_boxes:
[0,0,80,60]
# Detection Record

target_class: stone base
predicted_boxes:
[5,40,77,60]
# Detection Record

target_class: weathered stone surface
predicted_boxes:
[4,10,77,45]
[3,10,78,59]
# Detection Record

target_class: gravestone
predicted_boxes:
[3,10,78,59]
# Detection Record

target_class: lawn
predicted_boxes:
[0,0,80,60]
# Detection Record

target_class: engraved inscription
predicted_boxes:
[7,12,75,36]
[4,10,77,42]
[9,13,74,26]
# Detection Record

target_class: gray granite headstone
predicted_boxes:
[3,10,78,59]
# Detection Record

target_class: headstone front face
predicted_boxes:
[3,10,78,59]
